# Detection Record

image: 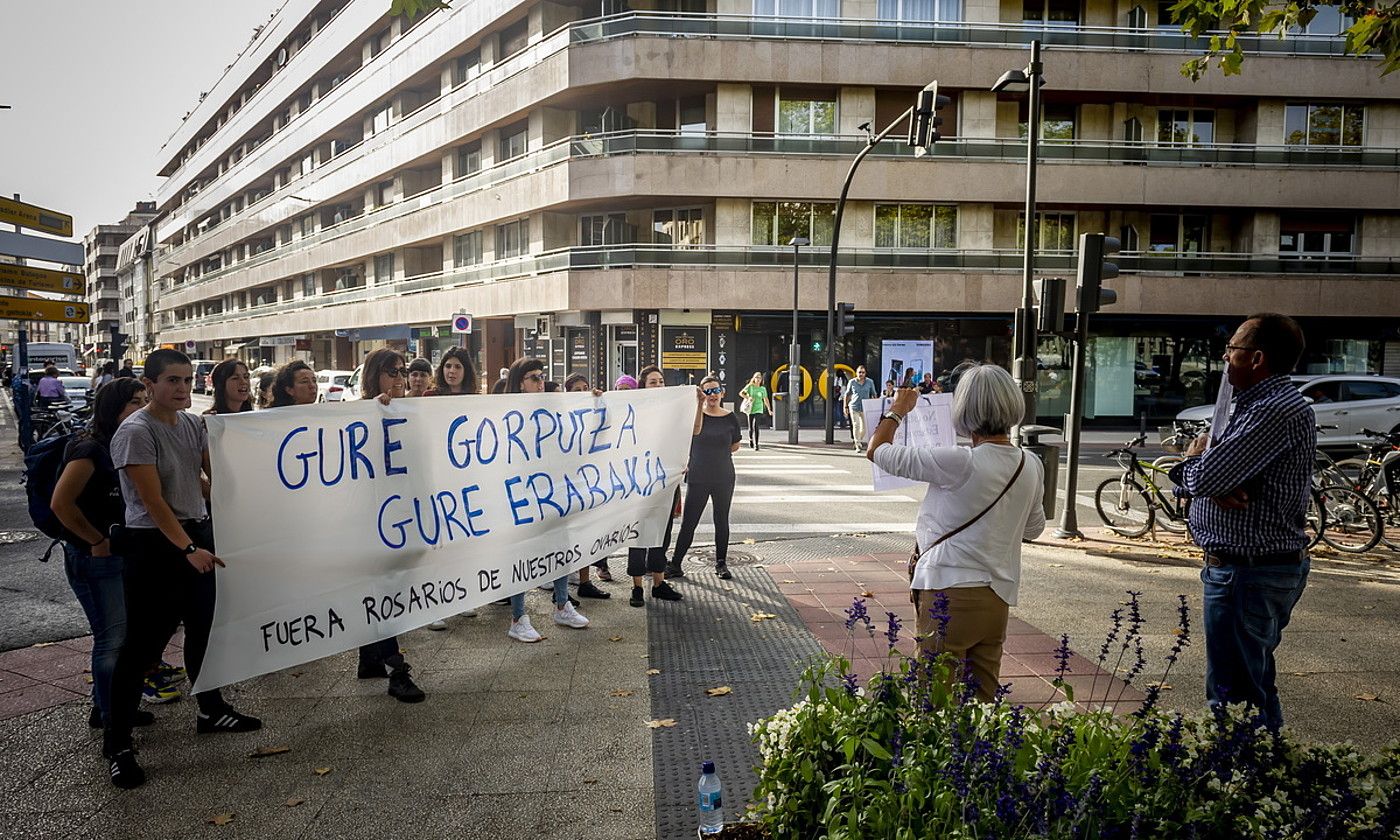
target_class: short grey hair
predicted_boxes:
[952,364,1024,437]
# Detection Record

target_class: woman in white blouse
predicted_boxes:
[866,363,1045,700]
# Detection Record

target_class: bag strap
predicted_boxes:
[916,450,1027,556]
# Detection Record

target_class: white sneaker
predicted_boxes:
[508,616,542,643]
[461,609,480,618]
[537,582,553,591]
[427,620,448,631]
[553,601,590,629]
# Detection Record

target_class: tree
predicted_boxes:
[389,0,450,20]
[1170,0,1400,78]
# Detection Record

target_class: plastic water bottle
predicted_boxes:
[697,760,724,834]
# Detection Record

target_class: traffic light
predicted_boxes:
[907,82,951,152]
[1075,232,1120,314]
[1034,277,1067,334]
[836,302,856,337]
[110,326,130,364]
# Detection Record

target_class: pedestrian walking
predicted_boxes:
[831,367,849,429]
[843,365,879,453]
[1169,313,1313,731]
[103,350,262,789]
[50,379,151,732]
[669,376,743,580]
[502,357,592,641]
[115,360,136,379]
[92,361,117,392]
[867,364,1045,701]
[204,360,253,415]
[738,372,772,450]
[629,366,684,604]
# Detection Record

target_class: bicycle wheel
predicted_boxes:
[1318,486,1383,553]
[1304,491,1325,549]
[1095,477,1154,537]
[1148,456,1187,533]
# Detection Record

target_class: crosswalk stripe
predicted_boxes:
[693,523,916,534]
[735,484,897,494]
[721,495,917,504]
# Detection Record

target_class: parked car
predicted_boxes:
[340,365,364,401]
[191,360,218,394]
[1176,374,1400,449]
[58,377,95,411]
[316,369,354,402]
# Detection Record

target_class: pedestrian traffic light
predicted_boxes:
[836,302,856,337]
[1034,277,1067,334]
[1075,232,1120,314]
[907,82,951,152]
[110,327,129,364]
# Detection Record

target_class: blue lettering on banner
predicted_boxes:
[378,494,408,549]
[504,475,534,525]
[382,418,408,476]
[587,408,612,454]
[276,426,312,490]
[531,409,559,459]
[617,404,638,447]
[347,421,373,480]
[504,410,527,464]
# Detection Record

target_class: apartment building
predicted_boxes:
[83,202,157,360]
[149,0,1400,424]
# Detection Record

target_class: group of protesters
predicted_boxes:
[48,346,743,789]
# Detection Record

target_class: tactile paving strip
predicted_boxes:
[648,555,825,839]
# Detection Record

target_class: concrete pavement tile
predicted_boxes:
[473,689,569,723]
[0,643,79,671]
[538,788,655,838]
[0,669,40,694]
[0,683,83,721]
[86,801,323,840]
[56,636,95,653]
[552,750,652,791]
[0,810,94,840]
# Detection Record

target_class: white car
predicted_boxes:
[339,365,364,401]
[317,369,354,402]
[1177,374,1400,449]
[58,377,95,411]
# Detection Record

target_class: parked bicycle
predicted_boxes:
[1329,427,1400,551]
[1095,434,1191,537]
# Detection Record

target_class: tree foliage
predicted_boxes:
[1171,0,1400,78]
[389,0,450,20]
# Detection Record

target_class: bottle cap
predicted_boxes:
[701,760,715,774]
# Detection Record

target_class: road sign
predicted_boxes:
[0,197,73,237]
[0,231,85,265]
[452,313,473,334]
[184,340,197,352]
[0,295,89,324]
[0,263,86,296]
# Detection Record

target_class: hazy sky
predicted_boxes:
[1,1,287,239]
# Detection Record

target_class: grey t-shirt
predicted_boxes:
[111,409,209,527]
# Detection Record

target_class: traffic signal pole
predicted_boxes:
[1054,310,1090,538]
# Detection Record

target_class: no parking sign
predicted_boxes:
[451,312,473,334]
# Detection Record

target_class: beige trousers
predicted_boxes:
[914,586,1010,702]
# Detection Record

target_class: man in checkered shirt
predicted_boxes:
[1169,313,1313,731]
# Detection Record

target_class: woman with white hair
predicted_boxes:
[866,363,1045,700]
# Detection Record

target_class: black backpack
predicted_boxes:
[23,431,77,560]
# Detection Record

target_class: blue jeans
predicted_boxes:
[62,542,127,721]
[511,577,569,620]
[1201,556,1310,731]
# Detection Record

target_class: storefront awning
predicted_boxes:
[222,342,247,354]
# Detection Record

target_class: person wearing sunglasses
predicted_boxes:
[353,348,427,702]
[668,375,743,580]
[501,357,592,642]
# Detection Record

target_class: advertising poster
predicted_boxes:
[880,340,935,388]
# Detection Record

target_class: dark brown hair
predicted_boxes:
[638,364,663,388]
[433,347,477,395]
[505,357,545,394]
[88,379,147,445]
[270,360,314,408]
[1245,313,1306,375]
[361,348,405,400]
[208,359,252,414]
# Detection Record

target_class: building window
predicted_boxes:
[454,48,481,86]
[1156,109,1215,145]
[298,214,315,238]
[301,274,317,297]
[752,0,840,17]
[499,19,528,59]
[678,97,707,136]
[581,213,632,247]
[1023,0,1079,25]
[1279,215,1354,259]
[373,254,395,284]
[370,102,393,136]
[1018,103,1076,140]
[1284,103,1363,147]
[875,204,958,249]
[1147,213,1209,253]
[333,268,362,291]
[299,152,315,177]
[752,201,836,246]
[653,208,704,247]
[457,142,482,178]
[1289,6,1351,34]
[375,180,394,207]
[1016,212,1076,252]
[368,28,390,58]
[497,218,529,258]
[876,0,961,21]
[499,123,528,161]
[777,90,837,136]
[454,231,483,266]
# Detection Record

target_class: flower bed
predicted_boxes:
[746,593,1400,838]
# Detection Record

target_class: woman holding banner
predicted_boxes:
[104,349,262,789]
[503,357,592,641]
[669,375,743,580]
[353,349,428,702]
[268,360,318,409]
[633,366,686,604]
[425,347,477,397]
[204,360,253,415]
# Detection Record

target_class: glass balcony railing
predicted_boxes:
[166,244,1398,332]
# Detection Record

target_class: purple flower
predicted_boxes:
[930,591,951,641]
[840,671,859,697]
[844,596,869,632]
[1054,633,1073,681]
[884,611,902,650]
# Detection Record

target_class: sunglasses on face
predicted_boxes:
[702,387,722,395]
[385,368,407,378]
[524,372,546,383]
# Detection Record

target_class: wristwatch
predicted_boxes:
[881,410,905,425]
[183,543,199,555]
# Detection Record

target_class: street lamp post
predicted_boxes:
[789,236,810,445]
[993,40,1046,444]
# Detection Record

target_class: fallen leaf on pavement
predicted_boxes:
[742,539,756,544]
[1354,693,1383,703]
[647,718,678,728]
[705,686,733,697]
[313,767,332,776]
[608,636,624,642]
[32,642,57,648]
[1146,682,1173,691]
[284,798,304,808]
[1048,564,1064,568]
[249,746,292,758]
[750,613,778,622]
[646,668,661,675]
[207,813,235,826]
[781,579,797,584]
[610,690,634,697]
[85,675,93,684]
[860,590,874,597]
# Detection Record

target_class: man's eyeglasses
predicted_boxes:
[385,368,408,378]
[1225,344,1258,354]
[524,372,546,383]
[702,387,722,395]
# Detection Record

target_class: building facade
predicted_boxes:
[149,0,1400,423]
[83,202,157,361]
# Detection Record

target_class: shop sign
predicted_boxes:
[660,327,708,370]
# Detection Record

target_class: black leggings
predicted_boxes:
[107,521,222,750]
[627,488,678,576]
[672,480,736,564]
[747,413,764,445]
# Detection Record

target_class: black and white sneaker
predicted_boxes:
[196,707,263,734]
[108,748,146,789]
[388,669,426,703]
[715,561,734,581]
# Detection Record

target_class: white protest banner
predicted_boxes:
[195,386,697,692]
[862,393,956,491]
[1208,376,1234,447]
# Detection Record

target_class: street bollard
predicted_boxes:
[1020,424,1061,520]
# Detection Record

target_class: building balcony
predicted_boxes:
[155,242,1399,344]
